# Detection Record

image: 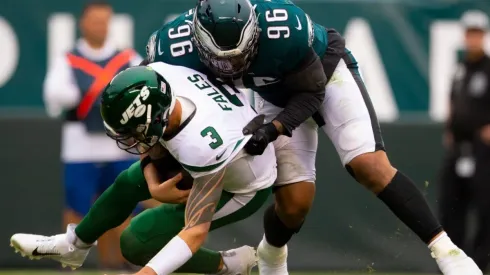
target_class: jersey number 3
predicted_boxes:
[265,9,290,39]
[200,126,223,149]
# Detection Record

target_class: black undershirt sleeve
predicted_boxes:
[273,48,327,137]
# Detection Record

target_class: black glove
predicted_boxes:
[242,115,279,156]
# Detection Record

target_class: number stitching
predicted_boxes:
[200,126,224,149]
[264,9,290,39]
[168,25,191,39]
[267,26,290,39]
[168,24,193,57]
[265,9,288,22]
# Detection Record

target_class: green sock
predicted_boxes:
[176,248,221,273]
[75,161,151,243]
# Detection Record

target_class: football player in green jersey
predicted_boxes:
[143,1,482,274]
[11,63,279,275]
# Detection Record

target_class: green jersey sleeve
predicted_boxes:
[145,9,207,72]
[248,0,314,76]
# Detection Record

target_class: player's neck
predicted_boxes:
[164,99,182,136]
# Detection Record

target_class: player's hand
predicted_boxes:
[242,114,266,134]
[147,170,190,204]
[243,116,279,156]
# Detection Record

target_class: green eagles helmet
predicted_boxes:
[100,66,175,154]
[192,0,260,80]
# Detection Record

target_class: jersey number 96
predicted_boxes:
[265,9,290,39]
[168,25,193,57]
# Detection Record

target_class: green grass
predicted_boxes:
[0,271,437,275]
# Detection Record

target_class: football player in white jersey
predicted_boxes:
[10,63,277,275]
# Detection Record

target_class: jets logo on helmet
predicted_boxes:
[120,86,151,125]
[100,66,175,154]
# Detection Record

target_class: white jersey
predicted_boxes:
[148,62,276,193]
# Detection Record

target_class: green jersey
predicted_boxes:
[146,8,206,72]
[146,0,329,105]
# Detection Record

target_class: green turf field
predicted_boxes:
[0,271,438,275]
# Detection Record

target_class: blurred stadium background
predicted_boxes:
[1,0,490,274]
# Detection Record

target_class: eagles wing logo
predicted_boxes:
[306,14,314,47]
[146,33,157,62]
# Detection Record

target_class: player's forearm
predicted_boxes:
[179,222,211,252]
[273,48,327,136]
[141,156,158,181]
[273,90,324,136]
[145,224,210,274]
[183,169,226,230]
[142,162,165,196]
[144,235,193,275]
[144,167,225,275]
[141,145,170,187]
[144,225,210,275]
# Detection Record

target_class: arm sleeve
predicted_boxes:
[273,48,327,136]
[43,55,81,118]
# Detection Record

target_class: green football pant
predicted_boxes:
[75,161,271,272]
[120,187,271,268]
